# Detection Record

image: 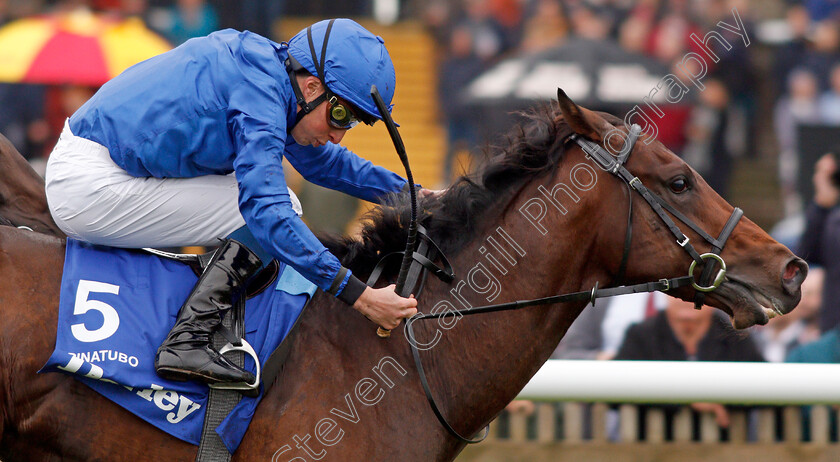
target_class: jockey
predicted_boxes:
[44,19,419,386]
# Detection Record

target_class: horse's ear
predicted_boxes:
[556,88,615,142]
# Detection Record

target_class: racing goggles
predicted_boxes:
[327,95,361,130]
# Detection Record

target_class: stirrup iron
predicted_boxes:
[209,339,261,394]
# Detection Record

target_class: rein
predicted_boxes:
[405,123,744,444]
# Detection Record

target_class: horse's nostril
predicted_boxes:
[783,263,799,281]
[782,258,808,295]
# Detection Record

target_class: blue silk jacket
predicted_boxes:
[69,29,407,295]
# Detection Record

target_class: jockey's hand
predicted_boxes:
[353,284,418,330]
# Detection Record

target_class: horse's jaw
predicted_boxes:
[706,277,800,329]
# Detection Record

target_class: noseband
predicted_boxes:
[405,124,744,444]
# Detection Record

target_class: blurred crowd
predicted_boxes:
[424,0,758,193]
[0,0,760,194]
[773,4,840,216]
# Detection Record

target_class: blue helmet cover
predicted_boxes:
[287,19,396,123]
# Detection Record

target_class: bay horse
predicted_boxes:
[0,91,805,461]
[0,134,61,235]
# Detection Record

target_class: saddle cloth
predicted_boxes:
[39,238,316,453]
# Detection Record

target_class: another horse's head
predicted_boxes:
[557,89,806,329]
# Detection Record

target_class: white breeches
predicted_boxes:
[45,120,302,248]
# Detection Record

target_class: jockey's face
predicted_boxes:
[290,76,347,147]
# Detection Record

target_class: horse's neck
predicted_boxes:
[412,171,609,443]
[250,155,610,459]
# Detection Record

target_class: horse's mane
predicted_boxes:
[320,104,622,280]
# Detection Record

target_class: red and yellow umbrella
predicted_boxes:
[0,9,172,86]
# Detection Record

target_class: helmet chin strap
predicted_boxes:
[285,59,328,127]
[286,20,335,127]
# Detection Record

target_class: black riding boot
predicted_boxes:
[155,239,262,384]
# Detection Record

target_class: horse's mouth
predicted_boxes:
[709,278,785,329]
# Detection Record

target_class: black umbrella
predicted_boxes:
[465,38,671,138]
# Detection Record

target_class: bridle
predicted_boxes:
[404,123,744,444]
[572,124,744,304]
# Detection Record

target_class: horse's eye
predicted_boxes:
[669,177,689,194]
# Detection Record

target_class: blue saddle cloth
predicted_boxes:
[40,239,316,453]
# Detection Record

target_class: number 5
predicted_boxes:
[70,279,120,343]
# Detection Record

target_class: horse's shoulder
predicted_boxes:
[0,227,64,249]
[281,289,396,368]
[0,228,65,288]
[0,228,65,274]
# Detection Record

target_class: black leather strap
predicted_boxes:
[366,251,404,287]
[412,128,744,444]
[412,276,694,322]
[614,183,633,286]
[406,274,695,444]
[572,133,710,266]
[288,20,335,126]
[365,224,455,291]
[693,207,743,308]
[414,224,455,283]
[196,296,246,461]
[407,324,490,444]
[410,251,454,284]
[652,195,721,248]
[630,181,705,264]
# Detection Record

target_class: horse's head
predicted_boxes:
[556,89,807,329]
